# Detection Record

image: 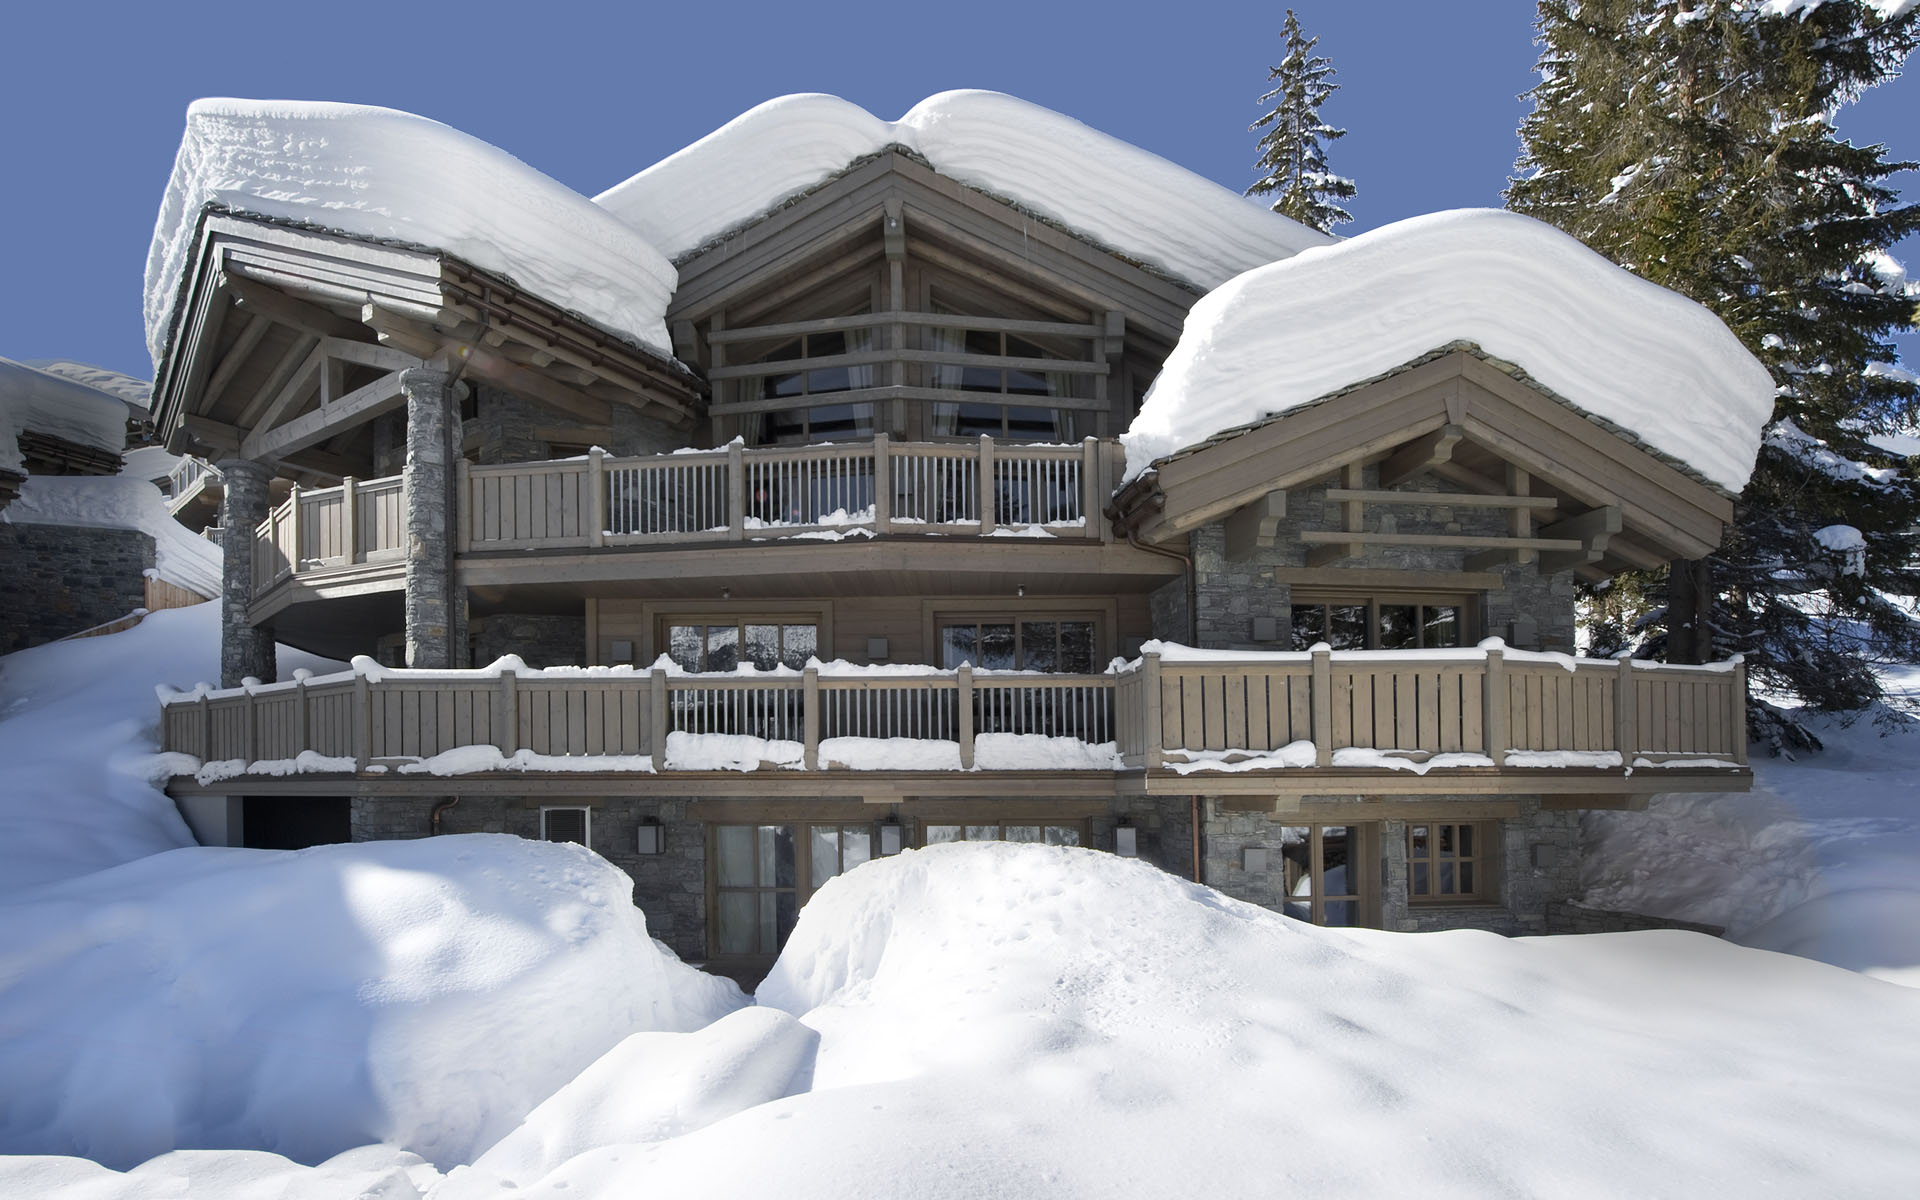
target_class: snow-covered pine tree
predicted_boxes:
[1508,0,1920,751]
[1247,9,1357,233]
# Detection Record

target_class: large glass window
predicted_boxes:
[713,822,881,958]
[1288,596,1469,651]
[938,617,1096,673]
[1279,825,1365,927]
[744,326,878,445]
[666,622,819,672]
[922,823,1084,847]
[1408,822,1490,904]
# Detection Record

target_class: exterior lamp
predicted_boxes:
[1114,821,1139,858]
[636,817,664,855]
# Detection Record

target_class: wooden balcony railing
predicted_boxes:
[251,476,405,595]
[160,644,1748,779]
[165,457,221,512]
[460,436,1121,552]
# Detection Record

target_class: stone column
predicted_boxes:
[402,368,464,668]
[216,458,277,687]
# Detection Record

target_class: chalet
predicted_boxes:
[146,93,1770,977]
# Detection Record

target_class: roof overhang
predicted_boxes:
[1111,347,1736,574]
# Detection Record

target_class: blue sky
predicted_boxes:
[1,1,1912,381]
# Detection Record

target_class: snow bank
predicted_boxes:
[19,359,152,410]
[596,91,1331,288]
[0,834,743,1169]
[1584,702,1920,988]
[1122,209,1776,492]
[6,473,221,597]
[0,1144,440,1200]
[479,841,1920,1198]
[0,356,129,473]
[145,100,677,366]
[0,604,334,895]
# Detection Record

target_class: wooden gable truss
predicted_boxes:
[1113,348,1736,580]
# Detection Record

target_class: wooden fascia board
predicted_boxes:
[166,771,1127,800]
[242,369,409,461]
[1141,766,1751,797]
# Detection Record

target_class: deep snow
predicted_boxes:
[5,473,223,598]
[0,356,129,473]
[1121,209,1776,491]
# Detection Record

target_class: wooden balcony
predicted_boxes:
[159,645,1751,799]
[248,437,1126,604]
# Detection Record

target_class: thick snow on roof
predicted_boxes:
[21,359,152,411]
[1122,209,1777,492]
[0,357,130,473]
[595,91,1332,287]
[144,99,678,367]
[6,473,222,597]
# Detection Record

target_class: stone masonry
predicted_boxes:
[401,369,463,669]
[471,613,587,668]
[217,458,276,687]
[0,523,152,652]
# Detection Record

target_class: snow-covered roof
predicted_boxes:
[595,91,1333,289]
[0,357,131,474]
[1121,209,1777,493]
[5,474,222,597]
[144,100,679,368]
[22,360,151,412]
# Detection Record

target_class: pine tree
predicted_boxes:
[1509,0,1920,751]
[1247,9,1357,233]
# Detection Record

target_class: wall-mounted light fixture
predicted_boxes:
[1114,820,1139,858]
[636,816,664,855]
[1242,847,1269,873]
[879,818,904,856]
[1016,584,1026,597]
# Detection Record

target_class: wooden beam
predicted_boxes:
[1306,462,1367,566]
[1303,531,1583,552]
[1379,423,1464,488]
[181,414,245,453]
[201,312,270,408]
[235,334,320,428]
[1324,488,1558,510]
[1223,491,1286,561]
[1537,505,1624,573]
[221,272,363,340]
[242,370,408,461]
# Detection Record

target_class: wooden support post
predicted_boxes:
[1615,655,1636,761]
[803,666,821,770]
[494,670,518,754]
[872,433,891,535]
[588,447,606,548]
[1080,436,1100,535]
[1142,653,1164,770]
[1484,644,1509,766]
[978,434,996,535]
[198,693,212,762]
[1311,645,1333,766]
[1731,657,1748,765]
[295,675,310,751]
[286,484,302,575]
[1224,491,1287,561]
[650,669,669,768]
[242,688,257,765]
[341,476,360,563]
[1508,465,1535,565]
[957,664,976,770]
[353,673,372,771]
[727,439,746,541]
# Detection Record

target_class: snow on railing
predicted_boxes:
[156,642,1748,781]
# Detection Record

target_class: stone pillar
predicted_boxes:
[217,458,277,687]
[402,368,464,668]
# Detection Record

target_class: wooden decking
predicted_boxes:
[160,646,1750,798]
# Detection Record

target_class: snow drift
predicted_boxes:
[144,100,678,366]
[0,834,743,1169]
[5,473,222,599]
[1122,208,1777,492]
[0,357,128,474]
[596,91,1332,287]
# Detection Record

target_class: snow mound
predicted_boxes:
[145,99,678,366]
[20,359,152,410]
[0,834,743,1170]
[596,91,1331,288]
[0,357,130,473]
[0,1144,440,1200]
[439,1007,816,1196]
[1122,208,1776,492]
[6,473,222,597]
[0,604,335,895]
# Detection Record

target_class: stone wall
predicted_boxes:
[1545,901,1726,937]
[0,523,153,653]
[350,793,708,963]
[472,613,587,668]
[470,386,688,466]
[1188,468,1577,653]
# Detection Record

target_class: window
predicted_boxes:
[1279,825,1365,926]
[938,617,1096,673]
[667,622,819,672]
[743,326,878,445]
[712,822,880,958]
[923,823,1084,847]
[1288,595,1470,651]
[926,323,1090,443]
[1408,822,1490,904]
[541,806,590,847]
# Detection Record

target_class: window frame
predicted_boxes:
[1287,589,1480,652]
[933,611,1104,674]
[707,820,884,961]
[917,820,1088,848]
[1277,823,1377,928]
[1406,821,1496,906]
[924,600,1115,674]
[661,618,823,673]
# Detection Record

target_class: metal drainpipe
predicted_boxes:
[1191,795,1202,885]
[430,796,459,835]
[1124,530,1197,647]
[441,293,484,670]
